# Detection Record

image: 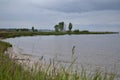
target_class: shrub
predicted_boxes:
[73,29,80,33]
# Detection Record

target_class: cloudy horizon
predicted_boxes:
[0,0,120,31]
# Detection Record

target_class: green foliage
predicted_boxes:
[73,29,80,33]
[16,28,29,32]
[81,30,89,33]
[59,22,64,32]
[0,41,30,80]
[54,21,65,32]
[68,23,73,32]
[32,26,35,32]
[54,24,59,32]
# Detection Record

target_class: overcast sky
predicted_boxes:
[0,0,120,31]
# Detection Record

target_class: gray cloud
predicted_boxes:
[2,0,120,13]
[0,0,120,31]
[32,0,120,13]
[1,0,120,16]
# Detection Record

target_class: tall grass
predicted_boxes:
[0,41,118,80]
[0,41,32,80]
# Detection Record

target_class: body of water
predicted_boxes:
[4,34,120,74]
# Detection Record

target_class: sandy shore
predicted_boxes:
[5,47,44,71]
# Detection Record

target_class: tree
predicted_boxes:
[32,26,34,32]
[54,21,65,32]
[54,25,59,32]
[73,29,79,33]
[59,22,64,32]
[68,23,72,32]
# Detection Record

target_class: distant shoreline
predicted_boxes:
[0,31,119,39]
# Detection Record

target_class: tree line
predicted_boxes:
[54,22,73,32]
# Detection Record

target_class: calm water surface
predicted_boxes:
[4,34,120,73]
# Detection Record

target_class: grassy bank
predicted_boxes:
[0,31,118,39]
[0,40,118,80]
[0,41,33,80]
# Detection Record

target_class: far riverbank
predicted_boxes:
[0,31,118,39]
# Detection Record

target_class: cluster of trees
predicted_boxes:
[16,28,29,31]
[31,26,38,32]
[54,22,73,32]
[16,26,38,32]
[54,22,65,32]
